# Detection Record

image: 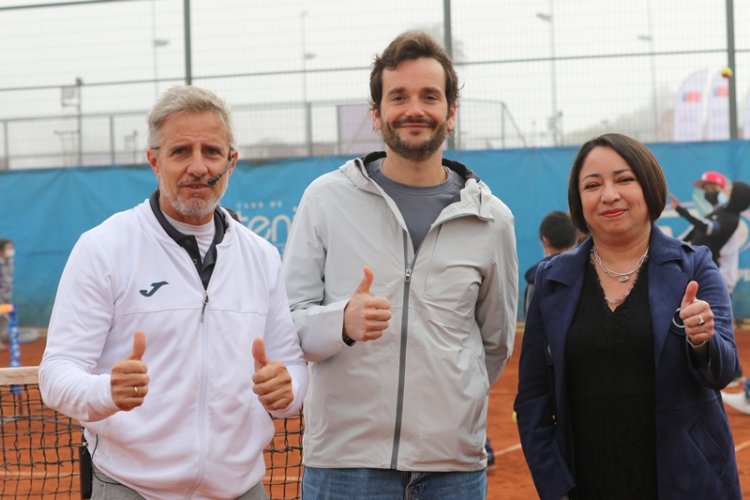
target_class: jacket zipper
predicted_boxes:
[187,284,210,496]
[200,290,209,323]
[390,230,416,468]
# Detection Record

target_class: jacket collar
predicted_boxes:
[345,152,494,222]
[358,151,480,183]
[149,190,228,290]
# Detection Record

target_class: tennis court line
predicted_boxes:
[735,439,750,453]
[496,443,523,455]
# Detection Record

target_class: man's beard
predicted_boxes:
[158,175,226,220]
[381,116,450,162]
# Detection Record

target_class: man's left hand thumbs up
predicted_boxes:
[252,338,293,411]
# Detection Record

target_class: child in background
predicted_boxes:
[0,239,14,351]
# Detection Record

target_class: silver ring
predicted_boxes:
[133,386,138,396]
[697,314,706,326]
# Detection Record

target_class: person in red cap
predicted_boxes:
[695,170,728,189]
[671,171,738,292]
[672,174,750,400]
[692,170,728,209]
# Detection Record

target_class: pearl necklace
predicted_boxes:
[592,246,649,283]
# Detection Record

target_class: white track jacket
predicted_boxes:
[283,153,518,471]
[40,199,307,500]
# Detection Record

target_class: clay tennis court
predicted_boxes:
[4,325,750,499]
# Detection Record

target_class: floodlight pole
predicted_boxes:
[636,0,659,141]
[443,0,455,150]
[183,0,192,85]
[76,78,83,165]
[637,34,659,140]
[726,0,738,139]
[536,3,559,146]
[151,0,169,98]
[301,11,313,156]
[2,122,8,170]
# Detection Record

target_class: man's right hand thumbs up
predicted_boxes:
[355,266,375,294]
[343,266,391,343]
[111,330,150,411]
[129,329,146,361]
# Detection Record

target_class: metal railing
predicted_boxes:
[0,98,527,170]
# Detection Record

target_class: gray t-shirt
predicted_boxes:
[367,158,464,251]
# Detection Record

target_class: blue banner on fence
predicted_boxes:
[2,140,750,325]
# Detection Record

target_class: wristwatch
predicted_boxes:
[342,333,356,346]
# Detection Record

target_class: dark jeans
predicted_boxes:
[302,466,487,500]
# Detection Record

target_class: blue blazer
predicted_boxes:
[515,226,741,500]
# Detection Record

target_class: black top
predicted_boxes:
[566,259,658,500]
[149,191,227,290]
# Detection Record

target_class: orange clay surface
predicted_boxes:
[6,325,750,499]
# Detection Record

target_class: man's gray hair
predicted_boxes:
[147,85,235,149]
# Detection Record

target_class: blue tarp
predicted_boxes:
[2,140,750,325]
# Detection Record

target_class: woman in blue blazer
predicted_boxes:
[515,133,741,500]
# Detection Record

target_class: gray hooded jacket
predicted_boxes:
[282,152,518,471]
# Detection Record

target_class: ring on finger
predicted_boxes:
[697,314,706,326]
[133,386,138,396]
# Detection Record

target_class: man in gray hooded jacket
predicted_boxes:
[282,31,518,499]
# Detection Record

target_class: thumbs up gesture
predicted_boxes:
[252,338,293,411]
[111,330,149,411]
[678,281,714,347]
[342,266,392,343]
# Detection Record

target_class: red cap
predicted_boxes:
[693,171,727,189]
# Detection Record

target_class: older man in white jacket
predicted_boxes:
[40,86,307,500]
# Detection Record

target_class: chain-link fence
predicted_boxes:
[0,0,748,169]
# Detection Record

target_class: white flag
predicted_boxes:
[706,70,729,140]
[673,69,708,142]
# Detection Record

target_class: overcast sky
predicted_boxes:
[0,0,748,164]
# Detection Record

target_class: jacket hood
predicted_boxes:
[359,151,481,183]
[349,152,496,221]
[726,181,750,214]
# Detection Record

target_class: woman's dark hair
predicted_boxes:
[567,133,667,232]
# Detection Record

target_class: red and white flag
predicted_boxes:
[673,69,708,142]
[706,70,730,140]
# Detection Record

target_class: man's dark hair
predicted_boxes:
[539,211,577,251]
[369,30,460,114]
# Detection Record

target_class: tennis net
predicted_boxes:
[0,367,303,499]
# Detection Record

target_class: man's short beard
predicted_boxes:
[382,119,450,162]
[158,176,225,220]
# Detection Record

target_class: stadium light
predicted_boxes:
[637,34,659,141]
[536,3,559,146]
[300,11,315,155]
[637,0,658,141]
[151,0,170,99]
[60,78,83,165]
